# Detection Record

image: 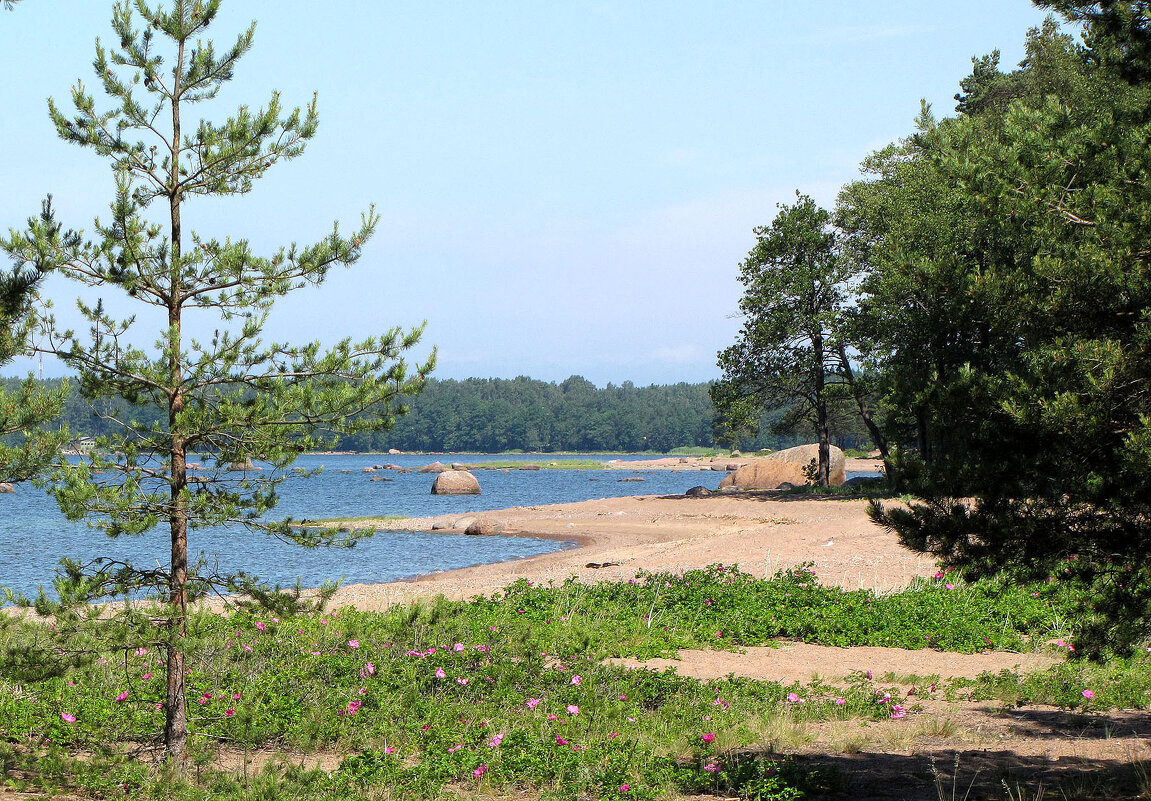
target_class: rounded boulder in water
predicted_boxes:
[431,470,482,495]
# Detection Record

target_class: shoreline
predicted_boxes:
[322,488,931,612]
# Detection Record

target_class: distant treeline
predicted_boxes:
[3,375,872,454]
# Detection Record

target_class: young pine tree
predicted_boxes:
[1,0,432,765]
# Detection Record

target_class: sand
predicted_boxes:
[328,488,924,612]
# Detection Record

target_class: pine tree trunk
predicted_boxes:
[165,434,189,764]
[814,333,830,487]
[836,344,894,481]
[164,637,187,762]
[164,18,189,769]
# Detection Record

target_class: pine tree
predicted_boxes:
[712,194,855,486]
[0,233,68,484]
[1,0,431,765]
[851,14,1151,654]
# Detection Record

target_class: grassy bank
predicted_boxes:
[0,565,1137,800]
[458,460,607,471]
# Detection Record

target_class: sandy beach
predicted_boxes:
[327,458,915,611]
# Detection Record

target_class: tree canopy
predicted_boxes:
[712,194,859,484]
[844,12,1151,654]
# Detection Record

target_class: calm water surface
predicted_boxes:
[0,453,718,599]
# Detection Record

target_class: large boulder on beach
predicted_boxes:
[718,444,846,490]
[465,518,501,536]
[431,470,481,495]
[420,461,449,474]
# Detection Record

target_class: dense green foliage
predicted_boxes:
[0,199,68,483]
[703,8,1151,655]
[855,14,1151,655]
[341,375,714,453]
[3,374,875,454]
[0,564,1100,799]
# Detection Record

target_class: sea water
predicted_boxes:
[0,453,718,599]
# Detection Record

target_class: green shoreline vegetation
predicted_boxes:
[4,564,1137,800]
[457,460,607,471]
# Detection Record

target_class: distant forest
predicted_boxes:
[3,375,873,454]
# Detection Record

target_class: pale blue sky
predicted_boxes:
[3,1,1056,386]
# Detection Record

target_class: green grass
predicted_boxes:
[667,446,722,457]
[0,564,1130,800]
[459,459,607,470]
